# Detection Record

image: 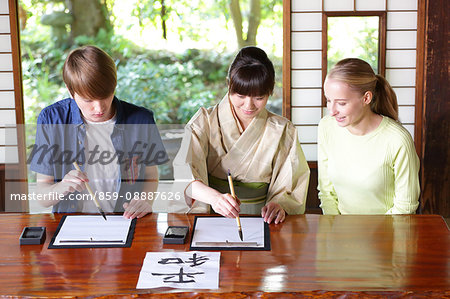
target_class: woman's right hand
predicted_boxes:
[210,193,241,218]
[56,169,88,195]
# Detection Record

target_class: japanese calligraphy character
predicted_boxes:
[184,253,209,267]
[152,267,205,283]
[158,257,184,265]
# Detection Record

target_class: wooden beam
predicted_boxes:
[420,0,449,216]
[282,0,291,120]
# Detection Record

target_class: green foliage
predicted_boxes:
[215,0,282,23]
[20,0,283,185]
[132,0,211,41]
[21,24,67,115]
[327,16,379,72]
[260,0,282,19]
[20,21,233,126]
[116,49,232,124]
[355,20,379,73]
[129,0,282,47]
[73,29,141,61]
[20,0,283,128]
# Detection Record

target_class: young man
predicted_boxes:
[29,45,168,218]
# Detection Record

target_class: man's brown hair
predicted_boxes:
[63,45,117,100]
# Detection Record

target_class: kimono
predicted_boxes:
[173,95,310,215]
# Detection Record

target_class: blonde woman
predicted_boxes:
[318,58,420,215]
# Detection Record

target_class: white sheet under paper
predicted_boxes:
[192,217,265,247]
[136,251,220,289]
[53,215,132,246]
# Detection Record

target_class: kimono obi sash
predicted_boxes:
[208,175,269,215]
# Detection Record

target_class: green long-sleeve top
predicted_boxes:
[318,115,420,215]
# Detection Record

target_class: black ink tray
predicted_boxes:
[163,226,189,244]
[20,227,46,245]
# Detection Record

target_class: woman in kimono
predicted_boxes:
[173,46,310,224]
[318,58,420,214]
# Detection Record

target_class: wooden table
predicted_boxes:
[0,213,449,298]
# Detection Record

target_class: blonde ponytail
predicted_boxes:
[327,58,399,121]
[372,74,398,121]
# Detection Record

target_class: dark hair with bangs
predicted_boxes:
[63,45,117,100]
[227,46,275,97]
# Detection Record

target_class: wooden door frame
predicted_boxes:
[1,0,28,212]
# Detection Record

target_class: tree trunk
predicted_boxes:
[161,0,167,39]
[229,0,261,49]
[67,0,111,39]
[229,0,244,48]
[247,0,261,46]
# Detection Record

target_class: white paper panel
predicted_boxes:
[291,107,322,125]
[403,125,415,141]
[0,0,8,14]
[291,89,322,106]
[386,50,416,68]
[0,53,13,71]
[387,31,417,49]
[0,15,10,33]
[0,147,5,164]
[0,72,13,89]
[394,88,415,105]
[0,146,19,163]
[0,110,16,125]
[292,70,322,88]
[386,69,416,86]
[297,125,318,143]
[292,32,322,50]
[322,107,329,116]
[387,0,418,11]
[301,144,317,161]
[324,0,353,11]
[0,91,14,108]
[291,13,322,31]
[291,51,322,69]
[387,12,417,30]
[356,0,386,11]
[398,106,415,124]
[0,35,11,52]
[0,127,17,145]
[0,129,5,145]
[292,0,322,11]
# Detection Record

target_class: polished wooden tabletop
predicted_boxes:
[0,213,449,298]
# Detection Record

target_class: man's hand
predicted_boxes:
[56,169,88,195]
[123,199,152,219]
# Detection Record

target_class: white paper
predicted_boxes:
[136,251,220,289]
[192,217,265,248]
[53,215,132,246]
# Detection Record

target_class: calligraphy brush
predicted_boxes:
[72,161,107,221]
[227,169,243,241]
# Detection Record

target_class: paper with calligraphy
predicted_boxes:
[136,251,220,289]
